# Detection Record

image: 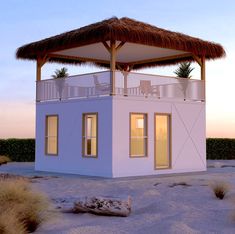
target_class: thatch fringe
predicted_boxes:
[16,17,225,69]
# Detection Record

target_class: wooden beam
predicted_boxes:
[110,40,116,95]
[116,64,123,70]
[115,41,125,52]
[192,55,202,66]
[41,55,48,66]
[131,53,193,65]
[48,52,132,71]
[48,53,110,65]
[102,41,111,52]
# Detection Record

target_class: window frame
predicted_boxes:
[129,112,148,158]
[82,113,98,158]
[154,113,172,170]
[45,115,59,156]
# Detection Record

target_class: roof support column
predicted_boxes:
[121,65,132,96]
[36,57,47,102]
[193,54,206,101]
[201,56,206,101]
[36,56,47,81]
[36,60,42,81]
[110,40,116,95]
[201,56,205,81]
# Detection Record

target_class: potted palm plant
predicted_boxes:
[52,67,69,100]
[174,62,194,100]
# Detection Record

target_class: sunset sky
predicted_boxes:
[0,0,235,138]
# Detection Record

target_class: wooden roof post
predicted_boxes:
[201,56,206,101]
[36,59,42,81]
[36,56,48,81]
[110,40,116,95]
[192,54,206,101]
[201,56,205,81]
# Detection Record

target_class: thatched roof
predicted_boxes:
[16,17,225,69]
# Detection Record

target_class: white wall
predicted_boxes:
[112,96,206,177]
[35,95,206,178]
[35,97,113,177]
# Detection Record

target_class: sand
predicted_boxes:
[1,161,235,234]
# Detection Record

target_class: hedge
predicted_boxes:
[206,138,235,160]
[0,138,235,162]
[0,139,35,162]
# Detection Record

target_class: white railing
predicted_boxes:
[36,71,205,102]
[36,71,111,102]
[115,71,205,101]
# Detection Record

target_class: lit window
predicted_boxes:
[45,115,58,155]
[82,113,98,157]
[136,118,144,129]
[130,113,147,157]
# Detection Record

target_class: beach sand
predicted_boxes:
[1,161,235,234]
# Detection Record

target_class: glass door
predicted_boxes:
[155,114,171,169]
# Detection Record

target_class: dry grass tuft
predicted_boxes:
[210,180,230,200]
[0,156,11,165]
[0,209,26,234]
[0,179,50,233]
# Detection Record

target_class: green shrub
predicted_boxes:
[0,138,234,162]
[0,139,35,162]
[207,138,235,160]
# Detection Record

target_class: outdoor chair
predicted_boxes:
[140,80,160,98]
[93,75,110,94]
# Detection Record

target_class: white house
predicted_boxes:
[16,17,225,177]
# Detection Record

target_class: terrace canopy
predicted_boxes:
[16,17,225,93]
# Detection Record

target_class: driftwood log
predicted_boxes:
[58,196,131,217]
